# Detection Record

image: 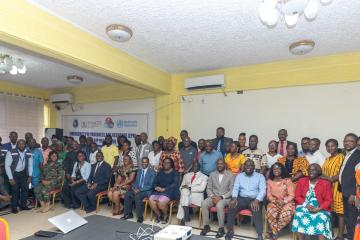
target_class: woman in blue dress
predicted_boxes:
[29,138,43,188]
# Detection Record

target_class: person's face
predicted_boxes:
[205,142,213,153]
[72,142,79,151]
[167,141,175,151]
[79,137,86,145]
[244,161,255,175]
[140,133,147,143]
[198,140,205,151]
[135,135,141,145]
[141,158,149,169]
[344,135,357,151]
[123,156,131,165]
[117,136,122,145]
[17,140,26,151]
[118,136,126,145]
[180,131,188,141]
[301,139,310,152]
[105,136,112,145]
[9,132,18,144]
[55,144,63,152]
[25,132,32,141]
[163,159,172,170]
[96,152,104,162]
[268,141,277,153]
[77,153,85,162]
[278,130,287,142]
[122,142,130,151]
[183,137,191,148]
[287,144,296,156]
[326,141,338,155]
[158,136,165,144]
[309,140,319,153]
[216,160,225,172]
[90,143,98,152]
[308,165,319,180]
[192,162,200,172]
[66,138,73,146]
[50,153,58,163]
[0,136,2,144]
[358,139,360,150]
[216,128,224,139]
[153,142,160,152]
[41,138,49,148]
[238,135,246,147]
[229,143,238,154]
[86,137,93,146]
[272,164,282,178]
[29,139,37,149]
[224,142,231,153]
[249,137,258,150]
[51,137,57,144]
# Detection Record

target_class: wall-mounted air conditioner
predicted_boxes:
[184,74,225,90]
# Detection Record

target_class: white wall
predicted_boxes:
[181,82,360,153]
[56,98,156,141]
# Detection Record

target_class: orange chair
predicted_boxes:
[0,218,10,240]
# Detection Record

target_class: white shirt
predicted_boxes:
[218,173,224,183]
[11,143,16,150]
[306,150,326,166]
[266,153,282,167]
[339,148,357,184]
[148,151,162,167]
[89,150,98,165]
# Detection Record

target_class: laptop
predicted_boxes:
[48,210,88,234]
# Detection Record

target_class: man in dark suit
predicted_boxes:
[75,151,111,213]
[339,133,360,240]
[121,157,156,223]
[2,131,18,151]
[276,129,296,156]
[211,127,233,157]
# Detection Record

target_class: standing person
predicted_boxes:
[158,136,166,151]
[136,132,152,167]
[118,140,136,167]
[266,163,295,240]
[292,164,333,240]
[238,132,249,153]
[34,151,63,213]
[5,139,33,213]
[29,138,43,189]
[354,164,360,240]
[0,144,8,192]
[225,141,245,175]
[225,160,266,240]
[211,127,233,156]
[197,139,206,161]
[200,159,234,238]
[306,138,326,166]
[321,139,345,240]
[243,135,268,175]
[298,137,311,157]
[101,135,119,171]
[266,140,282,168]
[89,142,99,165]
[177,162,208,225]
[79,135,87,153]
[62,141,79,207]
[179,137,197,173]
[133,135,142,161]
[122,157,156,223]
[117,135,127,150]
[85,137,93,159]
[148,140,162,170]
[339,133,360,240]
[3,131,18,151]
[40,137,52,165]
[54,142,66,165]
[178,130,197,150]
[277,129,296,157]
[0,178,10,210]
[158,137,184,173]
[199,140,223,176]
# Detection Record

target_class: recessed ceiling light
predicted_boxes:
[289,40,315,55]
[106,24,133,42]
[67,75,84,84]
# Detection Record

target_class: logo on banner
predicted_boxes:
[104,117,114,129]
[117,120,124,128]
[73,119,79,128]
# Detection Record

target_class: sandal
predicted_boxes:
[264,232,273,239]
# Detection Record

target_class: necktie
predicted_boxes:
[139,170,145,188]
[217,140,221,152]
[191,172,196,183]
[280,142,284,156]
[94,162,100,177]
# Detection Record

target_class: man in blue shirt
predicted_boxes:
[225,160,266,240]
[199,141,223,176]
[2,131,18,151]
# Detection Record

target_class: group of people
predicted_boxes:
[0,128,359,240]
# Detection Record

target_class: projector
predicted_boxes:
[154,225,192,240]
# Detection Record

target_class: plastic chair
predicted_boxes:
[0,217,10,240]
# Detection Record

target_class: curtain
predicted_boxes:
[0,93,45,142]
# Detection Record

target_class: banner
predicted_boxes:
[62,114,148,146]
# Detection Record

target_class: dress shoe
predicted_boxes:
[200,225,211,236]
[225,231,234,240]
[121,213,133,220]
[11,208,19,214]
[137,217,143,223]
[180,219,185,226]
[256,235,264,240]
[20,206,31,211]
[216,227,225,238]
[85,208,95,214]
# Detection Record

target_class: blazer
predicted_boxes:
[340,148,360,197]
[133,167,156,196]
[206,170,234,199]
[87,161,112,189]
[211,137,233,156]
[295,177,333,212]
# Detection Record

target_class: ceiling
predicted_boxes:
[0,43,112,89]
[28,0,360,73]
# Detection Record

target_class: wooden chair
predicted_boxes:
[95,181,112,213]
[0,217,10,240]
[35,172,65,210]
[142,198,149,220]
[150,200,178,224]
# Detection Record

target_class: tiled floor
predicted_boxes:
[1,204,294,240]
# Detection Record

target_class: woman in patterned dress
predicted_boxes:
[157,137,185,173]
[321,139,345,240]
[107,155,136,215]
[292,164,333,240]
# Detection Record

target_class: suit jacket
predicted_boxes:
[211,137,233,156]
[340,148,360,197]
[206,170,234,199]
[87,161,112,190]
[133,167,156,196]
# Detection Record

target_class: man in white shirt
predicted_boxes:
[137,132,152,167]
[306,138,325,166]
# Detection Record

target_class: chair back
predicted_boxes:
[0,218,10,240]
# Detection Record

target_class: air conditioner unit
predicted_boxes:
[50,93,73,110]
[184,74,225,90]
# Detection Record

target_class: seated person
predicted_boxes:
[291,164,333,240]
[225,160,266,240]
[75,152,112,213]
[121,157,156,223]
[200,159,234,238]
[107,155,136,215]
[266,163,295,240]
[176,162,208,225]
[277,142,309,182]
[62,151,91,209]
[34,151,63,213]
[149,157,180,224]
[0,174,10,210]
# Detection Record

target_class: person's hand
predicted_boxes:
[211,195,221,204]
[90,183,97,190]
[306,204,315,212]
[159,187,166,192]
[250,199,260,212]
[155,186,162,192]
[66,174,71,180]
[27,176,32,184]
[348,195,356,205]
[229,198,237,208]
[133,188,140,194]
[4,195,11,201]
[181,185,189,189]
[9,179,16,185]
[87,183,92,189]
